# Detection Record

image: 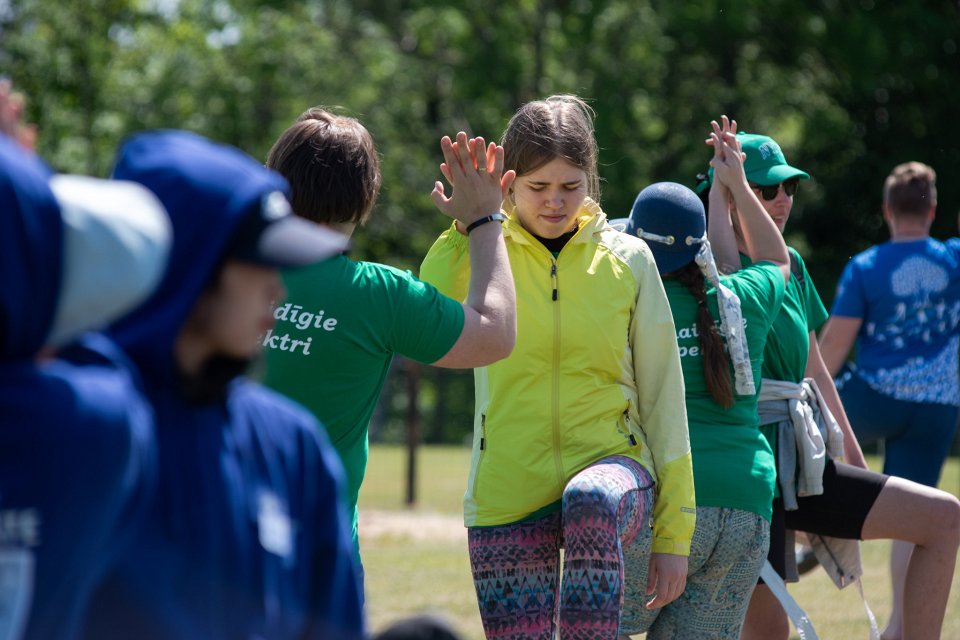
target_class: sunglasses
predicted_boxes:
[749,178,800,201]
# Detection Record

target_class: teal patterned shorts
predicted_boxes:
[619,506,769,639]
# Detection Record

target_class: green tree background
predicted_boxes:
[3,0,959,445]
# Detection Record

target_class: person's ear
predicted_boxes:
[882,204,894,226]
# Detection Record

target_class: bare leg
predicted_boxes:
[880,540,913,640]
[861,476,960,640]
[740,584,789,640]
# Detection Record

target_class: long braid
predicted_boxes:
[673,262,735,408]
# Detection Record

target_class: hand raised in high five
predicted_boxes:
[705,115,790,279]
[431,131,515,230]
[706,115,747,190]
[427,131,518,369]
[703,115,745,273]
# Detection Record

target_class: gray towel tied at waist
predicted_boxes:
[758,377,870,605]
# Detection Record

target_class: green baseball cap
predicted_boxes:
[695,132,810,193]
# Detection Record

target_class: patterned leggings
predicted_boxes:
[467,455,655,640]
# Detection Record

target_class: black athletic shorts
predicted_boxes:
[762,458,889,581]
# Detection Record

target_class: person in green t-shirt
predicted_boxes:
[261,109,518,591]
[701,121,960,640]
[617,127,788,639]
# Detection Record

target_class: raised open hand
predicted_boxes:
[707,116,747,189]
[431,131,515,229]
[707,116,748,190]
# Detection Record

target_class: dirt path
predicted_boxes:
[358,509,465,543]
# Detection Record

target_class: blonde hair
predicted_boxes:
[501,95,600,201]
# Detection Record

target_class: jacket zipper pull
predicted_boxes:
[480,414,486,450]
[550,263,558,301]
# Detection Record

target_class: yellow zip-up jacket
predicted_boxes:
[420,199,696,555]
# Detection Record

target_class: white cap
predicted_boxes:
[46,175,172,346]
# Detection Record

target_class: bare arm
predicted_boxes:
[724,177,789,280]
[432,222,515,367]
[818,315,862,378]
[429,133,517,368]
[707,178,740,274]
[805,332,867,469]
[705,117,741,274]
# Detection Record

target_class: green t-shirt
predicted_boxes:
[262,256,464,547]
[741,249,828,488]
[664,262,785,520]
[741,249,828,383]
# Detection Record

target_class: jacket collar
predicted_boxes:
[502,197,608,247]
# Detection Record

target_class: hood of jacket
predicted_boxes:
[107,130,291,383]
[1,137,171,360]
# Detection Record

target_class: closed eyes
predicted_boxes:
[528,183,583,192]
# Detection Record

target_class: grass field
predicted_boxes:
[359,445,960,639]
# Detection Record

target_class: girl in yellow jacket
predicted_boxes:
[420,95,695,640]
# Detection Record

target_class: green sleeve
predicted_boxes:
[791,250,829,331]
[727,262,786,329]
[386,266,465,364]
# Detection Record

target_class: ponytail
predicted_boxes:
[673,262,735,408]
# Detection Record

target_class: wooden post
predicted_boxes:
[404,358,421,507]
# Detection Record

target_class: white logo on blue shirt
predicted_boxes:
[257,491,296,566]
[856,254,960,403]
[890,256,948,297]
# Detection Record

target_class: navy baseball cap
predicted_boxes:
[626,182,705,274]
[112,130,348,269]
[0,137,171,353]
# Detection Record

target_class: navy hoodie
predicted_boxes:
[0,138,157,639]
[83,131,363,640]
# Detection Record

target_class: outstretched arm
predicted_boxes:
[705,116,741,274]
[430,132,517,368]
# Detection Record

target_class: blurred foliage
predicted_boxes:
[3,0,959,443]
